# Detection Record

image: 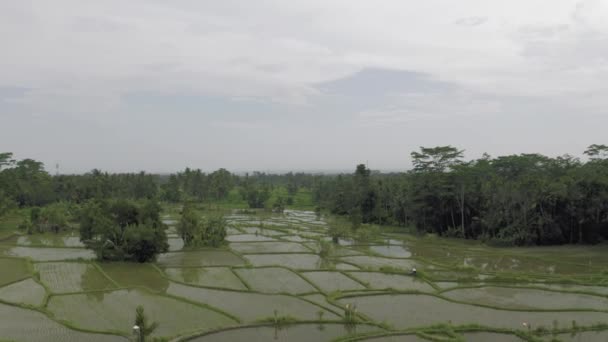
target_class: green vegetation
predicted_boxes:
[1,207,608,340]
[79,199,169,262]
[314,145,608,246]
[133,305,158,342]
[177,204,227,247]
[2,149,608,341]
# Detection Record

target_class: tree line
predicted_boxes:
[314,145,608,245]
[0,152,313,211]
[3,144,608,247]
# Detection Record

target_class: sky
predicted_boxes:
[1,0,607,174]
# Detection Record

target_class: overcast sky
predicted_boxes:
[1,1,607,174]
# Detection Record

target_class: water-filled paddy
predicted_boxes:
[226,234,277,242]
[241,227,285,236]
[368,245,411,258]
[337,294,608,329]
[0,257,30,286]
[303,271,366,292]
[164,267,247,290]
[0,278,45,306]
[47,289,236,337]
[7,233,85,248]
[347,272,434,292]
[167,282,339,322]
[549,330,608,341]
[0,246,95,261]
[157,250,245,267]
[35,262,115,293]
[280,235,311,242]
[245,253,322,269]
[0,302,127,342]
[229,241,310,254]
[168,237,185,251]
[442,286,608,310]
[340,255,417,271]
[461,332,522,341]
[358,335,429,341]
[100,262,168,292]
[2,209,608,341]
[190,323,379,342]
[234,267,316,294]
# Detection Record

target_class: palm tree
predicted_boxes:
[133,305,158,342]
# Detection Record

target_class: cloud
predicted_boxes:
[454,16,488,26]
[0,1,607,172]
[0,87,30,101]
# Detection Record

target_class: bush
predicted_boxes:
[80,199,168,262]
[354,225,380,243]
[200,216,227,247]
[178,204,227,247]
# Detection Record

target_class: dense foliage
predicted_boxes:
[3,144,608,247]
[314,145,608,245]
[79,199,169,262]
[177,204,227,247]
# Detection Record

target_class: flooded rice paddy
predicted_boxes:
[1,209,608,341]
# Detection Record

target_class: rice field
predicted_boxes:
[35,262,115,293]
[1,208,608,341]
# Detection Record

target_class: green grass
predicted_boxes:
[0,210,25,239]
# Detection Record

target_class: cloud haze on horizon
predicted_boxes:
[1,0,607,173]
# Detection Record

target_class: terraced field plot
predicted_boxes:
[229,241,310,253]
[442,286,608,310]
[226,234,276,242]
[0,278,45,306]
[235,267,316,294]
[0,246,95,261]
[4,233,85,248]
[368,245,412,258]
[359,335,429,342]
[35,262,115,293]
[337,294,608,329]
[167,282,339,322]
[191,324,380,342]
[0,302,127,342]
[340,255,417,271]
[549,330,608,341]
[303,271,366,292]
[0,257,30,286]
[157,250,245,267]
[47,289,236,337]
[2,209,608,341]
[164,267,247,290]
[347,271,434,291]
[462,332,523,341]
[100,262,169,292]
[168,237,185,251]
[244,253,322,269]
